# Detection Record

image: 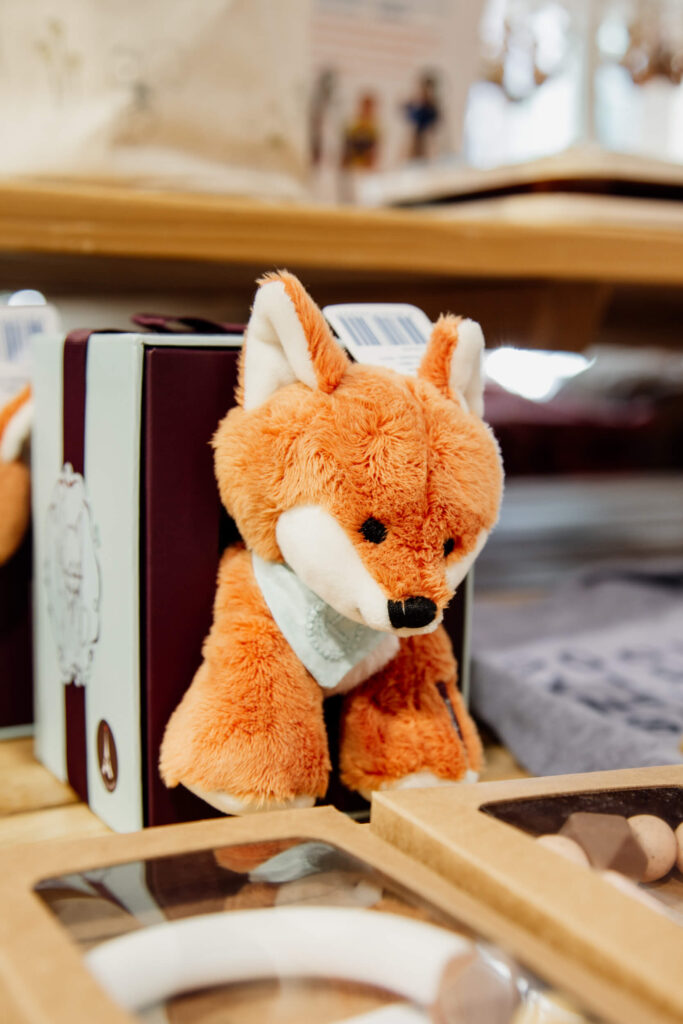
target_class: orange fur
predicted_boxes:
[0,386,32,565]
[236,271,349,406]
[0,460,30,565]
[0,384,30,441]
[215,365,501,602]
[277,270,350,393]
[339,627,482,792]
[418,315,461,399]
[159,547,331,804]
[161,273,503,809]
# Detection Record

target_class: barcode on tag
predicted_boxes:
[0,316,40,361]
[0,305,61,364]
[323,303,432,375]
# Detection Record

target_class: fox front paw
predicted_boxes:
[159,656,331,815]
[359,769,479,802]
[183,783,317,816]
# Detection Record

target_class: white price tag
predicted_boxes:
[323,303,432,376]
[0,303,61,403]
[0,304,60,364]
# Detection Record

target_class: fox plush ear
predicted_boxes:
[240,271,350,410]
[418,315,485,417]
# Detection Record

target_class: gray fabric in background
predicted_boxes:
[471,559,683,776]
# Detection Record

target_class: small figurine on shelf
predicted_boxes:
[402,71,442,161]
[160,272,503,814]
[341,92,380,171]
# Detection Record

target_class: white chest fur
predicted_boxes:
[323,633,400,696]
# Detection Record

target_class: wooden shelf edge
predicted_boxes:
[1,180,682,284]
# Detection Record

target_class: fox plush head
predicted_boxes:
[214,271,502,636]
[160,271,503,814]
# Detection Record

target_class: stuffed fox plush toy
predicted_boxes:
[160,272,503,814]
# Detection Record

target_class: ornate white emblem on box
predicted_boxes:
[44,463,101,686]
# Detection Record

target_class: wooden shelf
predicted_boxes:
[1,180,682,285]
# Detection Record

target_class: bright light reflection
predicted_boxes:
[484,347,591,402]
[7,289,46,306]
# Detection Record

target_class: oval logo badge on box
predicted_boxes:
[97,720,118,792]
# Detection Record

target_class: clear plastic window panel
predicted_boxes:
[35,837,604,1023]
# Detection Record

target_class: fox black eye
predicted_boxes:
[360,517,387,544]
[443,537,456,557]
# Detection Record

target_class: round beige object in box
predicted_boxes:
[676,821,683,873]
[536,834,590,868]
[627,815,677,882]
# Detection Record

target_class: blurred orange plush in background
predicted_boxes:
[0,384,32,566]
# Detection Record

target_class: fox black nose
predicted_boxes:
[388,597,437,629]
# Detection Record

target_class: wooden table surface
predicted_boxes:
[0,734,529,1024]
[0,735,527,846]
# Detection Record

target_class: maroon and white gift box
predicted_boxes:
[33,326,242,830]
[32,320,471,832]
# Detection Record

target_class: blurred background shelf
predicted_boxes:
[1,180,682,359]
[1,180,683,286]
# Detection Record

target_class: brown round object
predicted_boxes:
[436,950,519,1024]
[627,815,677,882]
[536,834,590,868]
